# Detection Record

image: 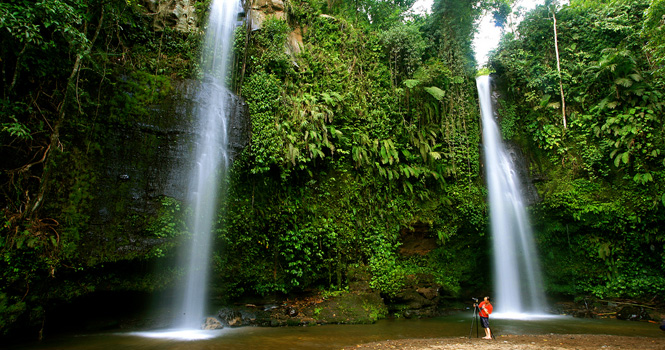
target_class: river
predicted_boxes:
[8,312,663,350]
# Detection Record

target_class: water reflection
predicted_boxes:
[9,312,664,350]
[130,329,226,340]
[492,312,559,320]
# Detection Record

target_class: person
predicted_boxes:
[478,296,493,339]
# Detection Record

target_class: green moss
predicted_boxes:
[309,291,387,324]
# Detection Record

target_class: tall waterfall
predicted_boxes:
[476,75,546,316]
[176,0,240,329]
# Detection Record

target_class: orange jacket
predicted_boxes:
[479,301,493,317]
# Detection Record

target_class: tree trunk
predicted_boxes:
[552,12,567,129]
[237,12,252,95]
[7,42,28,97]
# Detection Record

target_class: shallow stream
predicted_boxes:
[8,312,664,350]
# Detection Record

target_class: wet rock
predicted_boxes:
[83,79,248,257]
[141,0,199,32]
[503,142,540,205]
[348,265,372,292]
[385,273,441,319]
[417,287,438,300]
[287,27,304,56]
[286,307,298,317]
[388,289,439,319]
[217,307,259,327]
[249,0,287,31]
[485,74,541,205]
[264,304,279,311]
[572,309,595,318]
[213,289,389,328]
[202,317,224,330]
[616,306,651,321]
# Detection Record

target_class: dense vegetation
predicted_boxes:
[220,0,487,299]
[0,0,204,335]
[0,0,663,339]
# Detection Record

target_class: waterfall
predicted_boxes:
[176,0,241,329]
[476,75,547,317]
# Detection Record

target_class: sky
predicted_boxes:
[473,0,545,66]
[410,0,546,67]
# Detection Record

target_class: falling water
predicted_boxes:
[476,75,547,317]
[176,0,240,329]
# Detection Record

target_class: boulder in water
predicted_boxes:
[616,306,651,321]
[202,317,224,330]
[217,307,258,327]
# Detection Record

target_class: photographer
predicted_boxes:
[475,296,493,339]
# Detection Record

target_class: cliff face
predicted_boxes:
[57,0,291,271]
[142,0,200,32]
[486,74,540,206]
[80,1,259,254]
[85,81,248,254]
[247,0,304,58]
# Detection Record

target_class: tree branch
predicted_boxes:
[26,8,106,217]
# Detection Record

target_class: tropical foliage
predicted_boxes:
[0,0,664,338]
[489,0,665,298]
[221,0,487,297]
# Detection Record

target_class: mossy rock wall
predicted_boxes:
[78,79,249,258]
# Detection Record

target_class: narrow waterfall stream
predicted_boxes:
[476,75,547,317]
[176,0,241,330]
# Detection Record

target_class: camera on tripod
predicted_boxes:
[471,297,479,303]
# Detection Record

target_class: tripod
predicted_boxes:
[469,303,495,340]
[468,304,479,339]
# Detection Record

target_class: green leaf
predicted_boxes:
[615,77,632,87]
[424,86,446,102]
[610,149,618,159]
[419,146,427,161]
[403,79,421,89]
[380,146,388,164]
[621,152,629,164]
